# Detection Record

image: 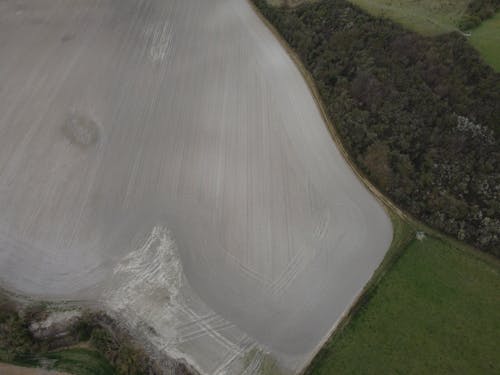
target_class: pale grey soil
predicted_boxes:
[0,0,392,373]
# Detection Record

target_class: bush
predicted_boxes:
[0,311,35,360]
[458,15,482,30]
[459,0,500,29]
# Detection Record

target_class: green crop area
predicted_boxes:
[306,233,500,374]
[469,12,500,71]
[0,348,115,375]
[44,349,116,375]
[348,0,469,35]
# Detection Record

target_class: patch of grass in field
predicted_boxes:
[0,348,115,375]
[469,11,500,71]
[46,349,116,375]
[347,0,469,35]
[306,232,500,374]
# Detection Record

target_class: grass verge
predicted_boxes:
[0,348,115,375]
[45,349,116,375]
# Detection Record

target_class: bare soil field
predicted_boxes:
[0,0,392,373]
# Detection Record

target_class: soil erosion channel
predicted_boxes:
[0,0,392,373]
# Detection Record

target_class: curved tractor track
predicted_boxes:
[0,0,392,373]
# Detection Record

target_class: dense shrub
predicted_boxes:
[254,0,500,256]
[0,298,172,375]
[459,0,500,29]
[0,309,36,360]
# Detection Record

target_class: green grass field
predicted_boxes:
[348,0,470,35]
[347,0,500,71]
[0,348,115,375]
[45,349,116,375]
[469,11,500,71]
[306,232,500,374]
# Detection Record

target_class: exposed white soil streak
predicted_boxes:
[0,0,392,373]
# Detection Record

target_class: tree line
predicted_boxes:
[459,0,500,30]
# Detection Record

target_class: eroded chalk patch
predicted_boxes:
[62,113,99,148]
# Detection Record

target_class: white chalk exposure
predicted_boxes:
[106,227,183,325]
[0,0,393,373]
[105,226,262,374]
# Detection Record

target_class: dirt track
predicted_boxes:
[0,0,392,373]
